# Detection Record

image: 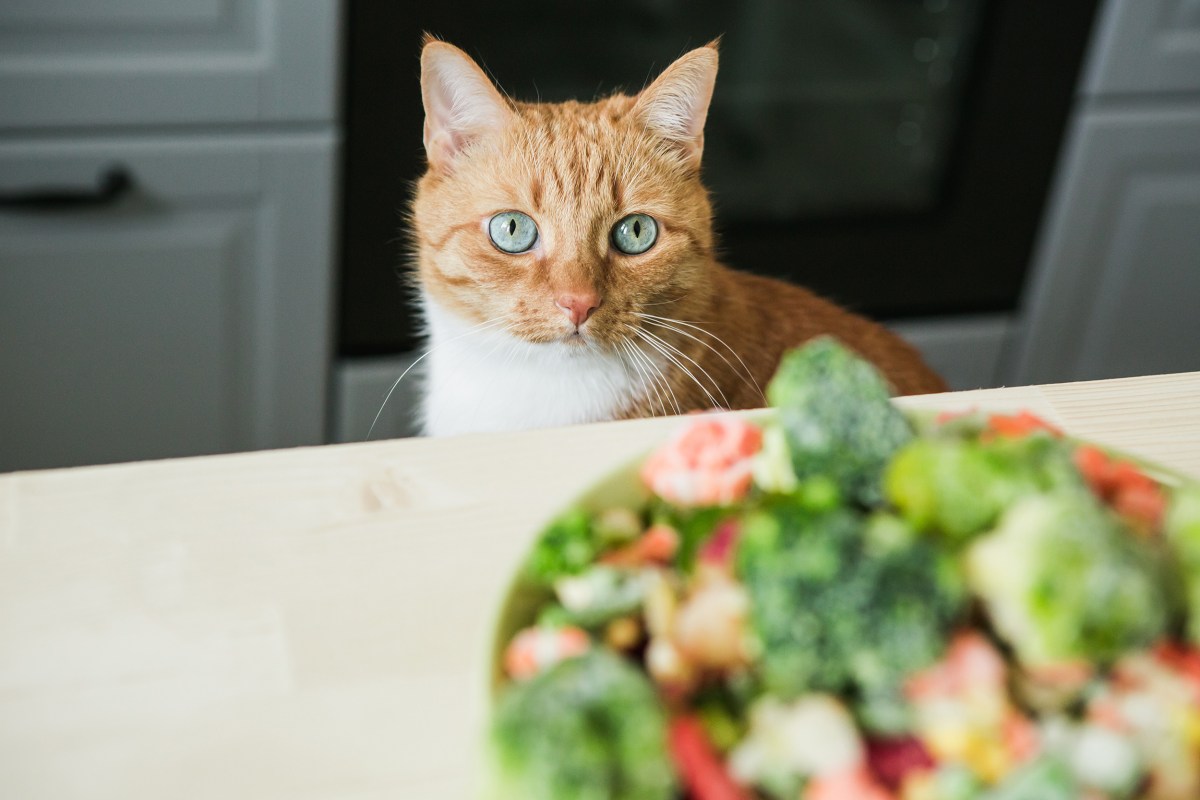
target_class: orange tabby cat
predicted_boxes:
[412,38,946,436]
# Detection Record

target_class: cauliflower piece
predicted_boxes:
[966,493,1170,673]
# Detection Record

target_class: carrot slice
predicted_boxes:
[986,411,1062,439]
[1112,480,1166,532]
[600,524,680,567]
[1074,445,1118,498]
[1074,445,1166,531]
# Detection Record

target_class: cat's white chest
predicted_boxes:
[419,300,639,436]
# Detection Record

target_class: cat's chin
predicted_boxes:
[561,330,600,347]
[512,327,610,353]
[420,295,642,436]
[524,333,608,358]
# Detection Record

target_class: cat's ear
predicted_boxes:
[633,42,719,169]
[420,38,512,170]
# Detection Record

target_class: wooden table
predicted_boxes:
[2,373,1199,799]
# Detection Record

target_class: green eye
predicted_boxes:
[611,214,658,255]
[488,211,538,254]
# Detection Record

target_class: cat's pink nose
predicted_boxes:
[556,292,602,328]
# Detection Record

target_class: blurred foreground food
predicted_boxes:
[490,338,1200,800]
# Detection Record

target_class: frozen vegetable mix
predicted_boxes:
[489,338,1200,800]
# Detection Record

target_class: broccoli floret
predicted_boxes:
[919,764,985,800]
[554,566,648,628]
[526,509,598,585]
[886,434,1080,542]
[1165,483,1200,644]
[966,491,1172,669]
[491,649,676,800]
[736,501,966,733]
[648,502,727,572]
[982,756,1078,800]
[766,337,914,506]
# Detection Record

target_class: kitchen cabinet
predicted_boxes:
[1011,0,1200,384]
[0,0,338,129]
[0,135,335,472]
[0,1,340,472]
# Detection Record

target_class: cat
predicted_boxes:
[410,37,946,437]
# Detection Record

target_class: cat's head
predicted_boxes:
[412,38,719,351]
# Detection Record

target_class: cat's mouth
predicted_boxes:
[510,316,608,348]
[547,324,611,351]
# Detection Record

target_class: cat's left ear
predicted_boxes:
[420,38,512,170]
[634,42,719,169]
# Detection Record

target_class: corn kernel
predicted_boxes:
[604,616,642,651]
[925,726,970,762]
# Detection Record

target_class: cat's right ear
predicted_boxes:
[420,39,511,170]
[634,42,720,170]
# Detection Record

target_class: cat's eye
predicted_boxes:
[611,214,658,255]
[488,211,539,254]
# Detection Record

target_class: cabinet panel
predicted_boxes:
[0,133,336,471]
[1085,0,1200,94]
[0,0,339,129]
[2,215,253,468]
[1012,106,1200,384]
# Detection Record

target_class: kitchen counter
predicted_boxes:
[2,372,1199,799]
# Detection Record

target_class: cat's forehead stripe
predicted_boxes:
[529,176,543,212]
[517,99,637,206]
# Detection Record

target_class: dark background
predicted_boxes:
[338,0,1100,355]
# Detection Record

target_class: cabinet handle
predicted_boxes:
[0,165,134,210]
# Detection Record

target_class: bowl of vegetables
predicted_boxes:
[487,338,1200,800]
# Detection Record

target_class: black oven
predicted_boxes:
[338,0,1101,356]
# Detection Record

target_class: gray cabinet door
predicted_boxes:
[1012,106,1200,385]
[1085,0,1200,95]
[0,133,336,471]
[0,0,339,129]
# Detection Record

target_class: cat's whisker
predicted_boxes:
[635,326,730,410]
[620,339,671,417]
[611,339,646,416]
[633,328,722,412]
[366,313,512,440]
[631,335,684,417]
[634,312,764,402]
[638,316,749,386]
[642,347,683,417]
[638,292,691,307]
[615,341,646,413]
[634,314,764,404]
[623,335,680,417]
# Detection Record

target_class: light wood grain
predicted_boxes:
[1,373,1198,799]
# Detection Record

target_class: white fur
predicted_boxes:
[419,295,646,437]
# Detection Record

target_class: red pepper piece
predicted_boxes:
[698,519,741,566]
[1154,640,1200,691]
[668,716,751,800]
[865,736,936,790]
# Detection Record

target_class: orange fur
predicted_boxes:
[412,40,945,428]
